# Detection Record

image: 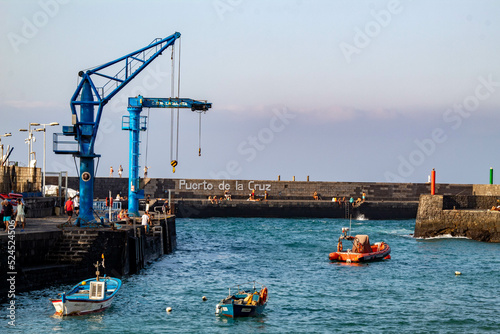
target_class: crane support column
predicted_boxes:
[125,106,144,217]
[78,81,95,224]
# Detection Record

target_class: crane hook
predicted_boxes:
[171,160,178,173]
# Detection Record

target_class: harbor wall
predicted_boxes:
[415,195,500,242]
[175,199,418,220]
[46,176,472,201]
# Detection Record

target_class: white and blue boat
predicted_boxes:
[50,256,121,316]
[215,281,268,318]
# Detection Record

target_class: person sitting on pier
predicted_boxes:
[264,190,269,200]
[313,191,319,200]
[162,200,169,214]
[224,190,232,201]
[123,209,133,225]
[118,209,125,220]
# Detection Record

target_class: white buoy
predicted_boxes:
[166,307,172,312]
[455,271,462,276]
[202,296,207,301]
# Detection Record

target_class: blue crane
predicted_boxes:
[54,32,211,226]
[124,96,211,216]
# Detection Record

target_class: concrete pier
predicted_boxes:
[175,199,418,220]
[415,194,500,242]
[0,215,176,302]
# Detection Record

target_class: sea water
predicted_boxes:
[3,218,500,333]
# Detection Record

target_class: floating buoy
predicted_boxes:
[202,296,207,301]
[455,271,462,276]
[166,307,172,312]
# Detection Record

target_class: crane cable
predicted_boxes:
[170,43,175,171]
[169,38,181,173]
[198,111,202,156]
[176,37,181,163]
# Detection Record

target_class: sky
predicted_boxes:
[1,0,500,184]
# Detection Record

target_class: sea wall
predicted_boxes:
[175,199,418,220]
[415,195,500,242]
[46,176,473,202]
[472,184,500,196]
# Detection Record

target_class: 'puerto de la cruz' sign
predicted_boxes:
[178,179,271,192]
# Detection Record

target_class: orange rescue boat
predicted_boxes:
[329,228,391,263]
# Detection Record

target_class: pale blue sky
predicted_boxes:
[1,0,500,184]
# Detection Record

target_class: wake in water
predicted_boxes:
[354,214,368,221]
[415,234,470,240]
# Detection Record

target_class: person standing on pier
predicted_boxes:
[73,194,79,216]
[2,200,14,231]
[141,211,150,233]
[144,166,149,178]
[14,199,26,231]
[110,166,114,177]
[65,197,74,223]
[118,165,123,178]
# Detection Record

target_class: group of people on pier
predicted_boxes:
[314,191,367,207]
[1,198,26,232]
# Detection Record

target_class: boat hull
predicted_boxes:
[51,277,121,316]
[51,296,115,316]
[216,302,266,318]
[329,242,391,262]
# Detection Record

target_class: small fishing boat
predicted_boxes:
[215,281,268,318]
[329,227,391,263]
[50,255,121,316]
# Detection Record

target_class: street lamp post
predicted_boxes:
[0,133,12,166]
[19,122,41,168]
[35,122,59,196]
[20,122,59,196]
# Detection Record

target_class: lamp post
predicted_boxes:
[19,122,41,168]
[35,122,59,196]
[0,133,12,166]
[20,122,58,195]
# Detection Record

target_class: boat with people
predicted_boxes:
[50,255,122,316]
[329,227,391,263]
[215,281,268,318]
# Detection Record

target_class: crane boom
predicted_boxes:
[54,33,182,226]
[124,96,212,215]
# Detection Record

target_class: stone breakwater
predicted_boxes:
[415,195,500,242]
[46,176,472,202]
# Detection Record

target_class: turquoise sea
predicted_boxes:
[3,218,500,333]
